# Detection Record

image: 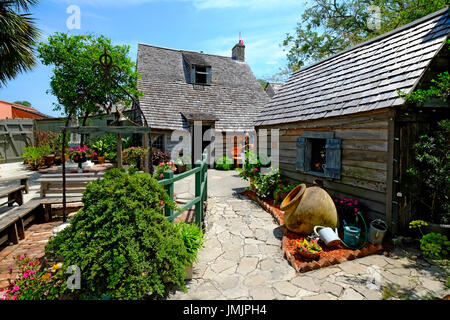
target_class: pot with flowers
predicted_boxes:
[153,161,177,180]
[295,238,322,260]
[67,145,96,167]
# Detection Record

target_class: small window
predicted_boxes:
[296,132,342,179]
[152,135,164,151]
[191,65,211,85]
[310,139,326,173]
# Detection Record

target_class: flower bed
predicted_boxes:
[241,189,388,273]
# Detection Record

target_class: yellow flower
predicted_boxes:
[51,263,62,272]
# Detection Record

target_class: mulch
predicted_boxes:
[241,189,388,273]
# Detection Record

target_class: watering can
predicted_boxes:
[314,226,341,247]
[343,225,361,248]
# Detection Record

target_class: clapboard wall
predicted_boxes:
[258,108,395,223]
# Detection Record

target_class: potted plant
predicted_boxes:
[122,147,148,170]
[295,238,322,260]
[22,146,46,171]
[174,155,191,173]
[174,222,204,280]
[153,161,177,180]
[67,145,96,166]
[91,140,107,164]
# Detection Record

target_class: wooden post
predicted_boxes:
[195,160,203,226]
[143,133,149,173]
[164,170,174,218]
[62,128,67,222]
[117,132,123,169]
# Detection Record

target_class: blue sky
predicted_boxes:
[0,0,307,117]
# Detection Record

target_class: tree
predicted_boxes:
[0,0,40,86]
[283,0,448,71]
[37,33,141,121]
[14,100,31,107]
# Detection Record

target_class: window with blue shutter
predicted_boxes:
[295,132,342,179]
[324,138,341,179]
[296,137,306,171]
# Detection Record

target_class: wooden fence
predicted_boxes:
[158,153,208,225]
[0,119,35,162]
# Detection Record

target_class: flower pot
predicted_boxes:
[64,154,69,162]
[298,250,321,260]
[176,164,187,174]
[44,154,55,168]
[97,156,106,164]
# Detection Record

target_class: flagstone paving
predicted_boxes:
[169,193,450,300]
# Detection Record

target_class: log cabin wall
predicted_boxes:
[258,108,395,226]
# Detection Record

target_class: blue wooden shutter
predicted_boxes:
[325,138,342,179]
[206,67,211,85]
[190,65,196,84]
[296,137,307,171]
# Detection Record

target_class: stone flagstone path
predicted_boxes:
[169,194,449,300]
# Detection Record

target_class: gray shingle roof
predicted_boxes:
[255,8,450,126]
[137,44,270,131]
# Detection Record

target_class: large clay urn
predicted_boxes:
[280,184,338,235]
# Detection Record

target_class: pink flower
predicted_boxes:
[19,256,25,260]
[11,296,17,300]
[13,286,19,292]
[160,173,164,178]
[354,208,358,212]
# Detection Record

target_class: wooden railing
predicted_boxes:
[158,153,208,225]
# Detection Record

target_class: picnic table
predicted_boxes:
[36,174,103,198]
[0,175,30,193]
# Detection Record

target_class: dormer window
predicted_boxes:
[190,65,211,85]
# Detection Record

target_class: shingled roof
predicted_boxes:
[255,8,450,126]
[137,44,270,132]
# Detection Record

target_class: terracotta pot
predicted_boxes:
[280,184,338,235]
[44,154,55,167]
[298,250,321,260]
[97,156,106,164]
[64,154,69,162]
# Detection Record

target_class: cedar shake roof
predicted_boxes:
[137,44,270,132]
[255,8,450,126]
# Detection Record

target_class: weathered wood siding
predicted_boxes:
[258,109,394,222]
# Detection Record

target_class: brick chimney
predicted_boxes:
[232,39,245,62]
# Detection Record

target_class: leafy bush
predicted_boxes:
[237,150,271,186]
[215,156,234,170]
[253,167,281,198]
[91,133,117,160]
[23,146,49,169]
[152,148,171,166]
[420,233,449,260]
[174,222,204,264]
[122,146,148,168]
[406,120,449,224]
[273,183,296,204]
[45,169,189,300]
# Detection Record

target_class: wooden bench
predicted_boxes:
[0,185,25,207]
[36,177,101,198]
[40,197,83,222]
[0,199,42,246]
[0,175,30,194]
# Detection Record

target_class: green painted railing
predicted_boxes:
[158,153,208,225]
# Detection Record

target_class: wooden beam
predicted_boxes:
[61,126,151,134]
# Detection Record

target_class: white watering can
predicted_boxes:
[314,226,341,247]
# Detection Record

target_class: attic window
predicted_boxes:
[190,65,211,85]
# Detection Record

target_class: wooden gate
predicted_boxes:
[0,119,35,162]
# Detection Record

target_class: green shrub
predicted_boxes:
[253,167,281,199]
[23,146,49,169]
[45,169,190,300]
[215,156,234,170]
[420,233,450,260]
[174,222,204,264]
